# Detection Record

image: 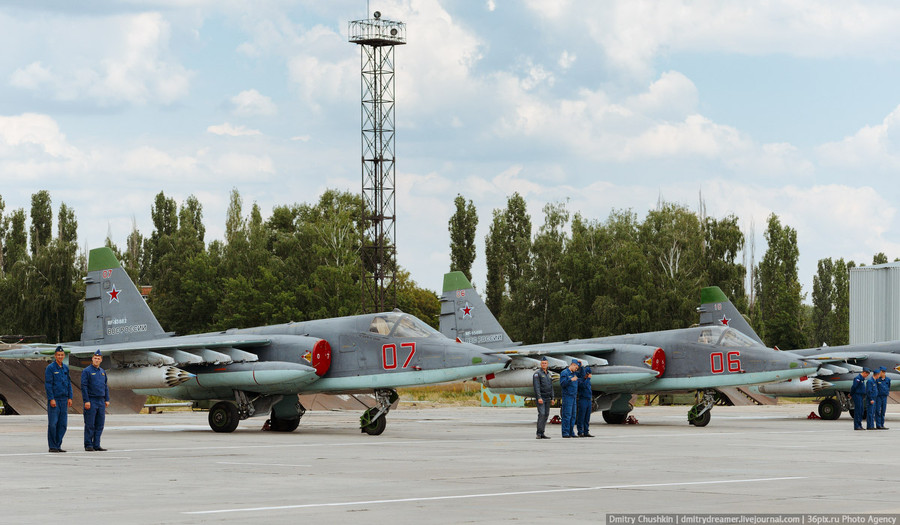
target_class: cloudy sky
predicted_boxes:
[2,0,900,300]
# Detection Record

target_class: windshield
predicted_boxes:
[717,328,758,347]
[697,329,716,345]
[368,313,440,338]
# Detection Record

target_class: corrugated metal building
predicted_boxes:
[850,262,900,344]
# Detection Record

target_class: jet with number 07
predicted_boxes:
[0,248,508,435]
[440,272,821,426]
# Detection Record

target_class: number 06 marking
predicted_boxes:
[710,351,741,374]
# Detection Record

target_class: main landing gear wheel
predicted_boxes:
[688,390,716,427]
[602,410,628,424]
[688,405,712,427]
[818,398,842,420]
[209,401,240,433]
[360,407,387,435]
[267,417,301,432]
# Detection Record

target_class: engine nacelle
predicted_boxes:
[106,366,195,389]
[480,369,538,389]
[757,377,832,396]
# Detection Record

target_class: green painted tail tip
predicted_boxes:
[87,247,122,272]
[443,271,473,293]
[700,286,729,304]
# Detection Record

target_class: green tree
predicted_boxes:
[483,209,506,316]
[754,214,805,349]
[703,214,747,312]
[29,190,53,255]
[831,258,855,346]
[873,252,888,265]
[448,194,478,282]
[5,209,27,274]
[810,258,834,346]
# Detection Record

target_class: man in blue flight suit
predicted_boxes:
[81,350,110,451]
[849,368,870,430]
[876,367,891,430]
[865,368,878,430]
[559,359,579,438]
[44,346,72,453]
[576,366,593,437]
[532,356,554,439]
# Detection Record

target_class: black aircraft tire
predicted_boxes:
[269,417,301,432]
[209,402,240,433]
[818,398,842,420]
[602,410,627,425]
[362,416,387,436]
[688,406,712,427]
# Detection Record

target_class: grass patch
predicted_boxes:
[397,382,482,406]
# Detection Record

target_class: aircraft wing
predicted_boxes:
[0,335,273,366]
[494,342,617,357]
[796,352,870,362]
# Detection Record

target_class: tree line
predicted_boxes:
[448,193,890,350]
[0,189,438,343]
[0,189,889,349]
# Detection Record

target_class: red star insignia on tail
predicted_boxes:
[719,315,729,326]
[460,302,473,319]
[107,285,120,303]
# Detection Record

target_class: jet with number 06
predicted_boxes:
[0,248,508,435]
[698,286,900,420]
[440,272,821,426]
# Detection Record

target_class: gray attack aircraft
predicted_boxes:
[698,286,900,420]
[0,248,508,435]
[440,272,821,426]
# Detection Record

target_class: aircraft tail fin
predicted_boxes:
[698,286,764,346]
[81,247,167,345]
[439,272,515,350]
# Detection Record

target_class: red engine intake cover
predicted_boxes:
[311,340,332,376]
[651,347,666,377]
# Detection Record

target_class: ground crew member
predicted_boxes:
[532,356,553,439]
[44,346,72,453]
[81,350,110,451]
[865,368,878,430]
[850,368,870,430]
[576,366,593,437]
[876,366,891,430]
[559,359,579,438]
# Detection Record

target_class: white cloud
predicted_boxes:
[7,12,191,106]
[230,89,277,117]
[816,104,900,170]
[207,123,262,137]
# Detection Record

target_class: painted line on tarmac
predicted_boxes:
[183,476,808,515]
[217,461,311,467]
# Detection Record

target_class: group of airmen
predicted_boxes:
[850,366,892,431]
[532,357,593,439]
[44,346,110,452]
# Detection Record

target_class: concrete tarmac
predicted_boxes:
[1,403,898,524]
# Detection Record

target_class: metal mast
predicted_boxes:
[349,11,406,313]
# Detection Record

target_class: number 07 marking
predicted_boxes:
[382,342,416,370]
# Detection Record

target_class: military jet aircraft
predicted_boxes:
[0,248,508,434]
[698,286,900,420]
[440,272,820,426]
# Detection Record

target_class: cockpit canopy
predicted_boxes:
[696,327,759,347]
[367,313,441,339]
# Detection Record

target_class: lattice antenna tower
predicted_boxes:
[349,11,406,313]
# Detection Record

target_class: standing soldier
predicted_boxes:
[576,366,593,438]
[81,350,110,451]
[850,368,870,431]
[44,346,72,453]
[532,356,553,439]
[865,368,878,430]
[876,367,891,430]
[559,360,580,438]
